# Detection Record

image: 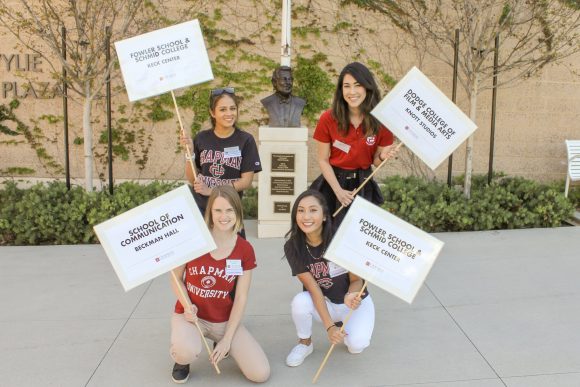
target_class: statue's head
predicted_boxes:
[272,66,293,98]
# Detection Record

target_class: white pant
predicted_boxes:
[290,291,375,354]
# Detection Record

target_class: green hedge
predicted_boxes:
[0,181,181,245]
[381,175,575,232]
[0,180,259,245]
[547,180,580,210]
[0,175,574,245]
[242,186,258,220]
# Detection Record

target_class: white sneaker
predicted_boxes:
[286,343,313,367]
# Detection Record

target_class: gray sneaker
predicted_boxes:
[286,343,313,367]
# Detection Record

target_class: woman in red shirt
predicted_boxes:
[169,185,270,383]
[312,62,395,227]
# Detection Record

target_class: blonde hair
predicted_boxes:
[204,185,244,233]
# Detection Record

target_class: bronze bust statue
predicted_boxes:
[261,66,306,128]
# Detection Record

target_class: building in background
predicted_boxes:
[0,1,578,186]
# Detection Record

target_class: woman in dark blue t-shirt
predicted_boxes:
[283,189,375,367]
[182,87,262,215]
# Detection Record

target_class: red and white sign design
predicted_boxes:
[115,19,214,101]
[371,67,477,170]
[94,185,216,291]
[325,196,444,303]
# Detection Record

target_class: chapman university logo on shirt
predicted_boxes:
[185,265,236,300]
[200,150,242,170]
[308,261,333,289]
[209,163,225,178]
[317,277,333,289]
[201,275,216,288]
[199,149,243,188]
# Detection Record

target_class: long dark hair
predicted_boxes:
[284,190,333,268]
[331,62,382,137]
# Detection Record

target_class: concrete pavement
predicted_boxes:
[1,222,579,387]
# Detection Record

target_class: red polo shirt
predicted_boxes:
[313,110,393,170]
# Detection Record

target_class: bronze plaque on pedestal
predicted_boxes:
[271,176,294,195]
[274,202,291,213]
[271,153,295,172]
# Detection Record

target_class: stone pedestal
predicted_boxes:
[257,126,308,238]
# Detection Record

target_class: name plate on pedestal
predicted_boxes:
[274,202,291,213]
[271,153,295,172]
[271,176,294,195]
[258,126,308,238]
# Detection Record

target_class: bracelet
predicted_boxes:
[326,324,336,332]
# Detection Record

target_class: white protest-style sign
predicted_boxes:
[325,196,444,303]
[94,185,216,291]
[371,66,477,170]
[115,19,213,101]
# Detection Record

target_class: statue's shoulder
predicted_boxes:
[294,96,306,107]
[260,93,277,105]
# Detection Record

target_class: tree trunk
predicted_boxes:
[83,82,93,191]
[463,74,479,199]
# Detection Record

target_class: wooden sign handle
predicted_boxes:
[312,281,369,383]
[333,142,404,218]
[170,269,221,374]
[171,90,197,180]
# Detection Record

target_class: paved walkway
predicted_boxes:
[1,222,579,387]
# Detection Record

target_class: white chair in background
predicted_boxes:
[565,140,580,197]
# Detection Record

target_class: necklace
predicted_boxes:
[306,243,325,260]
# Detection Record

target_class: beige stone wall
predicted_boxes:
[440,59,580,183]
[0,1,578,185]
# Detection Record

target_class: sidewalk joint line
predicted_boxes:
[425,282,508,387]
[371,375,508,386]
[504,370,580,379]
[83,280,154,387]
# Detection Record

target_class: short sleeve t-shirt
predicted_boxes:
[285,242,350,304]
[174,236,257,323]
[313,109,393,170]
[193,128,262,210]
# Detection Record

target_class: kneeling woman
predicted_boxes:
[284,190,375,367]
[169,185,270,383]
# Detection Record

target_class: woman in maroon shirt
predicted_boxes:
[169,185,269,383]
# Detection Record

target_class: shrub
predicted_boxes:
[380,175,575,232]
[1,174,574,245]
[0,181,259,245]
[547,180,580,210]
[242,186,258,219]
[0,181,180,245]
